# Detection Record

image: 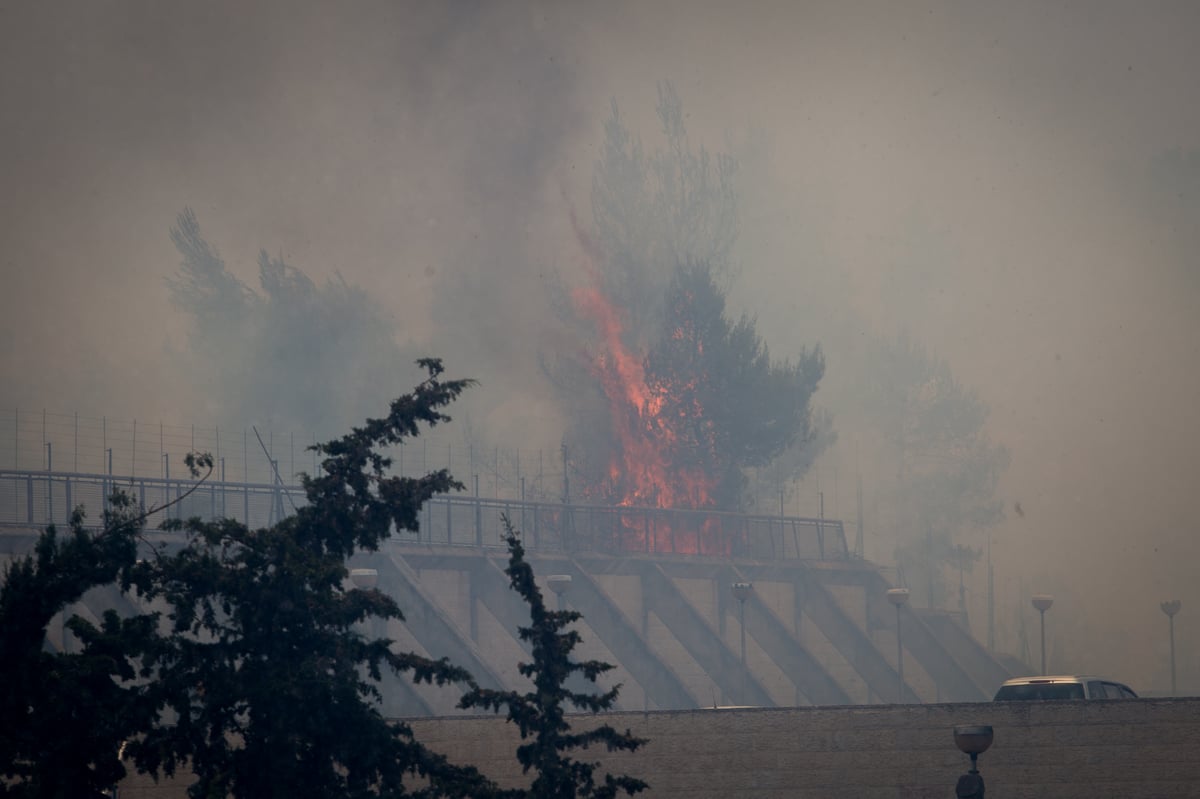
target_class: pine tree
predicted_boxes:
[0,493,163,799]
[126,359,497,799]
[459,517,647,799]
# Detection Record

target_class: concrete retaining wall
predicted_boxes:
[118,698,1200,798]
[408,698,1200,798]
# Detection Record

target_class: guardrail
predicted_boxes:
[0,469,847,560]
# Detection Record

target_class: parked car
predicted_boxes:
[993,675,1138,701]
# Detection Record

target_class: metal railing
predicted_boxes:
[0,468,848,560]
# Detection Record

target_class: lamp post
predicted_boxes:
[349,568,386,709]
[1032,594,1054,675]
[546,574,572,611]
[887,588,910,703]
[350,568,379,590]
[1161,600,1182,696]
[731,581,753,704]
[953,725,993,798]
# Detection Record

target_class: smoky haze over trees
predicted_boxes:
[3,1,1199,693]
[847,333,1009,606]
[167,209,412,437]
[589,83,740,332]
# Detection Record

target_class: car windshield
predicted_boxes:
[994,682,1085,701]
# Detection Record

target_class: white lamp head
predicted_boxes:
[349,568,379,590]
[731,581,754,602]
[1032,594,1054,612]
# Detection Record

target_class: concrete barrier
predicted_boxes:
[409,698,1200,798]
[118,698,1200,798]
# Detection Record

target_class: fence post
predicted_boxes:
[474,475,482,547]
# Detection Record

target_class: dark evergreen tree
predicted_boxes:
[0,493,167,799]
[643,261,826,510]
[459,517,647,799]
[126,360,497,799]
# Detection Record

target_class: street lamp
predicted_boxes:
[731,581,753,704]
[1032,594,1054,675]
[887,588,910,703]
[546,574,572,611]
[953,725,994,799]
[1161,600,1182,696]
[349,568,379,590]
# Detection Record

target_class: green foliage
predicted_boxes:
[458,518,647,799]
[166,208,408,435]
[124,360,495,799]
[0,495,160,799]
[1,361,656,799]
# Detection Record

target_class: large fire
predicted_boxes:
[571,280,733,555]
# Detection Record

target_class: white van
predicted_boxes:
[993,675,1138,701]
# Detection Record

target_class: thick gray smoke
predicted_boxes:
[2,1,1198,694]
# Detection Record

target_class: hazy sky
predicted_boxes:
[2,0,1198,690]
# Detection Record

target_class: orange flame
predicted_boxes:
[572,284,719,514]
[563,196,734,555]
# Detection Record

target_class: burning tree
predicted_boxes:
[570,261,824,515]
[551,83,827,536]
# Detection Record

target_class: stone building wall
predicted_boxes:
[119,697,1200,798]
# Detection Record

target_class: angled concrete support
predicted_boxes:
[466,554,535,642]
[919,610,1012,697]
[819,567,988,702]
[530,555,700,710]
[379,667,435,718]
[367,549,508,691]
[722,568,851,705]
[634,560,775,706]
[777,563,916,700]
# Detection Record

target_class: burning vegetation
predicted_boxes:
[537,84,829,556]
[559,259,826,554]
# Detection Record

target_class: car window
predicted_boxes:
[1108,683,1138,699]
[1087,681,1108,699]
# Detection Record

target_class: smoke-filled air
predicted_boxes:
[2,1,1198,694]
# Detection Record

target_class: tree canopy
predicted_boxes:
[641,261,825,510]
[122,359,493,799]
[2,359,649,799]
[0,495,157,799]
